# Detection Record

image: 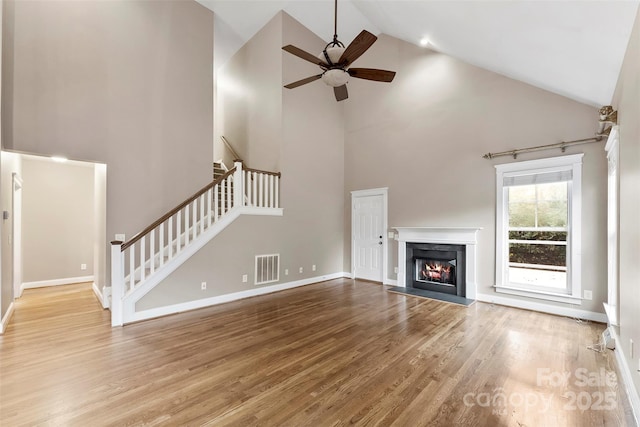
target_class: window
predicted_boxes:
[495,154,582,303]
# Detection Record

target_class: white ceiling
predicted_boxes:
[197,0,639,107]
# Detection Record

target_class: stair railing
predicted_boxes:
[244,167,280,208]
[221,135,242,162]
[110,160,282,326]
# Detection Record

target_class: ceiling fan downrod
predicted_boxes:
[323,0,345,65]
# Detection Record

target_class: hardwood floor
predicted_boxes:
[0,279,635,426]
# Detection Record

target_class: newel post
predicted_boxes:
[110,241,124,327]
[233,160,244,208]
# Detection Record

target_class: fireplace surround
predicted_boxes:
[394,227,481,300]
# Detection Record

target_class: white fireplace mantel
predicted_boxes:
[394,227,482,300]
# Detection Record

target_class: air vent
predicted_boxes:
[255,254,279,285]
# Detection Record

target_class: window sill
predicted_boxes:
[495,285,582,304]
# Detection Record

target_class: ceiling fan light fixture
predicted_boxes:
[322,69,349,87]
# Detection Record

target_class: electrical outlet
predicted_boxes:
[201,282,206,290]
[631,339,634,359]
[285,269,289,276]
[312,265,316,271]
[299,267,303,274]
[80,263,87,271]
[115,234,125,242]
[583,290,592,300]
[394,267,398,274]
[242,274,248,283]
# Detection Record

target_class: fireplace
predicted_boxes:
[394,227,481,300]
[406,242,466,296]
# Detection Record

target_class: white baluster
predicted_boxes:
[140,236,146,282]
[110,241,124,327]
[269,175,274,208]
[150,230,155,274]
[246,171,251,206]
[227,176,232,209]
[207,188,213,226]
[129,246,135,291]
[275,176,280,208]
[252,172,257,206]
[200,194,205,232]
[168,216,174,259]
[192,200,197,239]
[214,183,219,221]
[184,205,190,245]
[221,180,226,214]
[176,210,182,253]
[159,223,165,267]
[259,174,264,207]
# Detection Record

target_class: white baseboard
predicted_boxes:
[384,278,398,286]
[21,276,94,292]
[0,302,15,334]
[126,272,349,324]
[611,327,640,425]
[92,282,111,309]
[476,293,607,323]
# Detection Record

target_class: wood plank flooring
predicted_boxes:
[0,279,635,426]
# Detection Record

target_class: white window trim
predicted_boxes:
[495,154,583,304]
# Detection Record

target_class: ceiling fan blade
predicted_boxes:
[282,45,327,67]
[284,74,322,89]
[334,85,348,102]
[339,30,377,66]
[348,68,396,83]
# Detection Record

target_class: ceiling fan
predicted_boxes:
[282,0,396,102]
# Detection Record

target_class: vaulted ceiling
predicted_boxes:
[197,0,639,107]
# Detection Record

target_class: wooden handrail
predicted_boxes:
[221,136,242,162]
[122,168,236,251]
[244,167,282,177]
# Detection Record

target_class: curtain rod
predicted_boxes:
[482,136,604,160]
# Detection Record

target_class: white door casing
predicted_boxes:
[605,126,619,326]
[351,188,388,283]
[12,173,23,298]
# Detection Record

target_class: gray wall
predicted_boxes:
[1,0,214,288]
[343,35,606,314]
[138,12,345,310]
[21,157,94,283]
[216,13,283,170]
[612,4,640,403]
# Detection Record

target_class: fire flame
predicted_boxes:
[421,261,453,282]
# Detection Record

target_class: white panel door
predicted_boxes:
[352,194,384,282]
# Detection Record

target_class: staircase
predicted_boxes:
[213,161,227,181]
[110,161,282,326]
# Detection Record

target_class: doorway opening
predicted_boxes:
[2,151,107,312]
